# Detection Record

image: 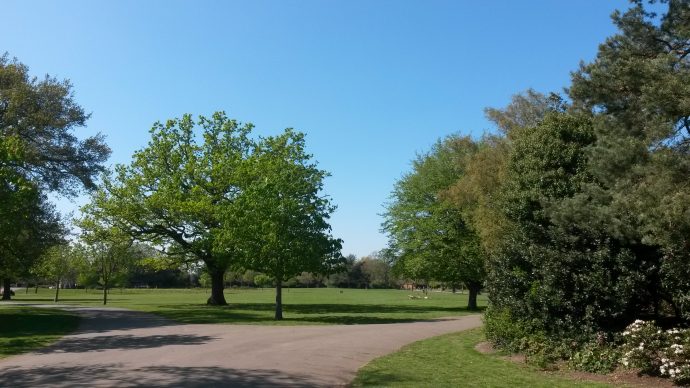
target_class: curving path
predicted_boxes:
[0,305,481,387]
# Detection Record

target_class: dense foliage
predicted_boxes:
[384,1,690,382]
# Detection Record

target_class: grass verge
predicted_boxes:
[352,328,610,387]
[0,306,80,359]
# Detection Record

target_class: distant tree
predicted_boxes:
[81,112,253,305]
[359,256,390,288]
[254,273,273,288]
[224,130,343,319]
[36,244,81,302]
[77,218,134,305]
[327,254,356,288]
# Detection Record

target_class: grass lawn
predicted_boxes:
[0,306,80,359]
[7,287,485,325]
[352,328,610,387]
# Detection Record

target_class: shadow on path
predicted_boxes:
[0,364,320,388]
[71,308,180,334]
[36,333,217,354]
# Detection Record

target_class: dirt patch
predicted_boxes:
[474,341,495,354]
[558,369,674,388]
[474,341,526,363]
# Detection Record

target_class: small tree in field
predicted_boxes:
[224,130,343,320]
[37,244,81,302]
[77,219,133,305]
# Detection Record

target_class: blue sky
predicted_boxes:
[5,0,630,257]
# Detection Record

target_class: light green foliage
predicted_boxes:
[254,274,273,288]
[222,129,343,319]
[81,112,254,305]
[76,219,135,305]
[383,135,485,309]
[36,244,82,302]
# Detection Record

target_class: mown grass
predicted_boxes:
[0,306,80,359]
[352,329,610,388]
[9,287,486,325]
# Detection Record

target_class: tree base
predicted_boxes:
[206,296,228,306]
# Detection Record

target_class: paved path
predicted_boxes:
[0,305,481,387]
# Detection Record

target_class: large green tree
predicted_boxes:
[0,54,109,298]
[82,112,252,305]
[223,130,343,319]
[383,135,485,309]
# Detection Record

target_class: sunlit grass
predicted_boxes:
[352,328,610,387]
[9,287,486,325]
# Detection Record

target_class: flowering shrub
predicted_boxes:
[658,328,690,385]
[620,320,690,385]
[619,320,667,375]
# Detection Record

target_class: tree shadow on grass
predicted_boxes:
[3,298,115,302]
[152,303,485,325]
[36,333,217,354]
[0,364,321,387]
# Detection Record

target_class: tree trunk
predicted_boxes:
[206,268,227,306]
[2,278,11,300]
[275,281,283,320]
[467,282,481,311]
[54,279,60,303]
[103,283,108,305]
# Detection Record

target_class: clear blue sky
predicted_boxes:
[5,0,629,257]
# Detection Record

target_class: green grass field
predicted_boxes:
[6,287,486,325]
[0,306,80,359]
[352,329,609,388]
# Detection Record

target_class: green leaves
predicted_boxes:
[0,53,110,195]
[222,129,343,281]
[383,135,485,293]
